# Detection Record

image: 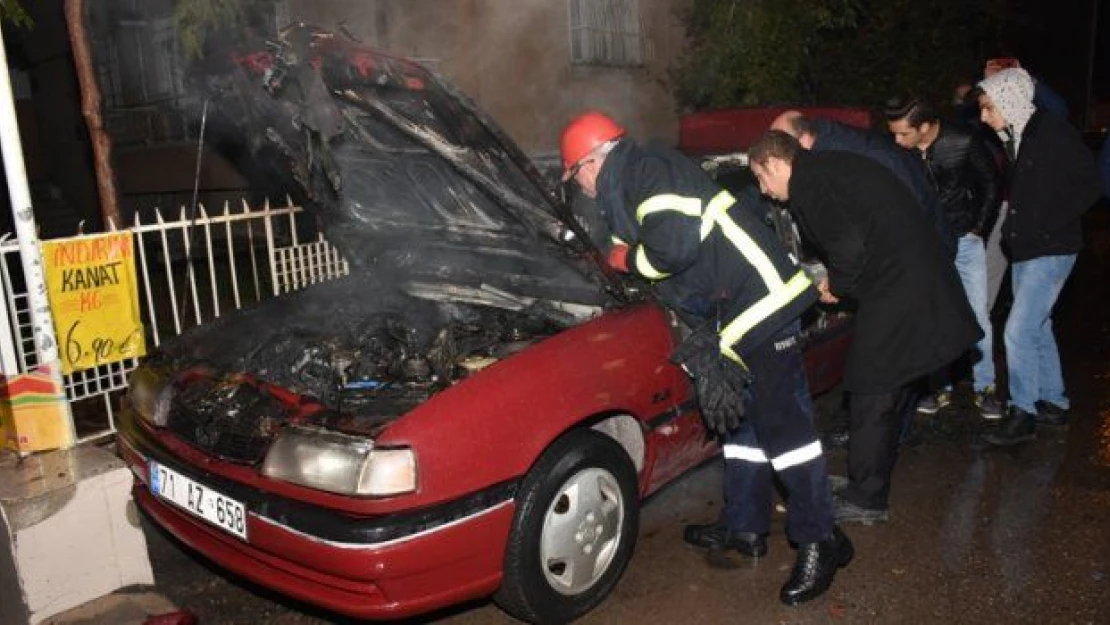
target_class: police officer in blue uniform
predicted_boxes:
[560,111,852,606]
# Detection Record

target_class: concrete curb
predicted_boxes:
[41,591,178,625]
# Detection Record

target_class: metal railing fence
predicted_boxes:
[0,199,349,444]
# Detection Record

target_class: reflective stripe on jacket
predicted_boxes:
[595,140,817,364]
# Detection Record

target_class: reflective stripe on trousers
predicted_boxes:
[723,440,823,471]
[719,321,834,544]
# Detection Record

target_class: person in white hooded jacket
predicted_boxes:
[975,68,1102,445]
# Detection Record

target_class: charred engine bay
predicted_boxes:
[158,274,573,406]
[151,273,579,460]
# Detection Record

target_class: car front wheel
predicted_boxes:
[494,429,640,624]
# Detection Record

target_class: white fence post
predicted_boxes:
[263,199,280,297]
[0,24,74,448]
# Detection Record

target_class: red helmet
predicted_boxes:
[560,111,625,174]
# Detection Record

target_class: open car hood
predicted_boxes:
[195,23,620,303]
[144,25,643,426]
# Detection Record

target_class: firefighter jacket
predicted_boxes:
[919,121,1002,238]
[594,139,817,365]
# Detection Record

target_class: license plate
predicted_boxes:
[149,461,248,540]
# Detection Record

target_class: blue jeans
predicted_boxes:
[1005,254,1077,413]
[986,207,1009,312]
[954,234,995,392]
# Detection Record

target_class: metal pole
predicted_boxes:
[0,26,76,447]
[1086,0,1099,131]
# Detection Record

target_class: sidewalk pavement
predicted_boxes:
[42,591,184,625]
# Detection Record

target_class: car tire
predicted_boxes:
[494,428,640,624]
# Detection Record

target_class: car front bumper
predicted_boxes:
[118,415,516,620]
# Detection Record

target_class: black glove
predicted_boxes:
[670,327,753,436]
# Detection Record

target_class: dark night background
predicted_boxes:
[1007,0,1109,131]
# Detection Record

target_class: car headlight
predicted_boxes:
[261,426,417,496]
[126,365,172,427]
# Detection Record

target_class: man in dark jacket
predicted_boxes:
[884,95,1004,420]
[748,130,981,524]
[1099,137,1110,200]
[560,111,851,606]
[976,68,1102,443]
[770,110,954,254]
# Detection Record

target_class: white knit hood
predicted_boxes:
[978,67,1037,153]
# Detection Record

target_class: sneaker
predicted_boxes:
[822,427,850,449]
[833,494,889,525]
[975,387,1004,420]
[916,390,951,415]
[1034,400,1068,426]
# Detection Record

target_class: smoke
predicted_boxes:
[86,6,637,330]
[85,13,624,398]
[179,22,604,298]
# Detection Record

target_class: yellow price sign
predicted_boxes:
[42,233,147,374]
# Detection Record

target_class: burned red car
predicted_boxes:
[116,25,849,624]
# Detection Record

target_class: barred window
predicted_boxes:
[104,17,182,108]
[568,0,645,67]
[94,10,192,145]
[91,0,288,145]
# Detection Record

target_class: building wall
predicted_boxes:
[10,0,103,232]
[286,0,690,155]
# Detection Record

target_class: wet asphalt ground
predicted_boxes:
[131,208,1110,625]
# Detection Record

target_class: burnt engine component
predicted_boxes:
[152,273,567,443]
[166,376,290,464]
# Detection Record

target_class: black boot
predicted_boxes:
[780,526,853,606]
[683,522,767,557]
[1035,400,1069,426]
[822,427,850,450]
[984,406,1036,446]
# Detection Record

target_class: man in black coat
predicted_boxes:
[748,129,981,524]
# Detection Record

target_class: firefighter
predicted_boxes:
[560,111,851,606]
